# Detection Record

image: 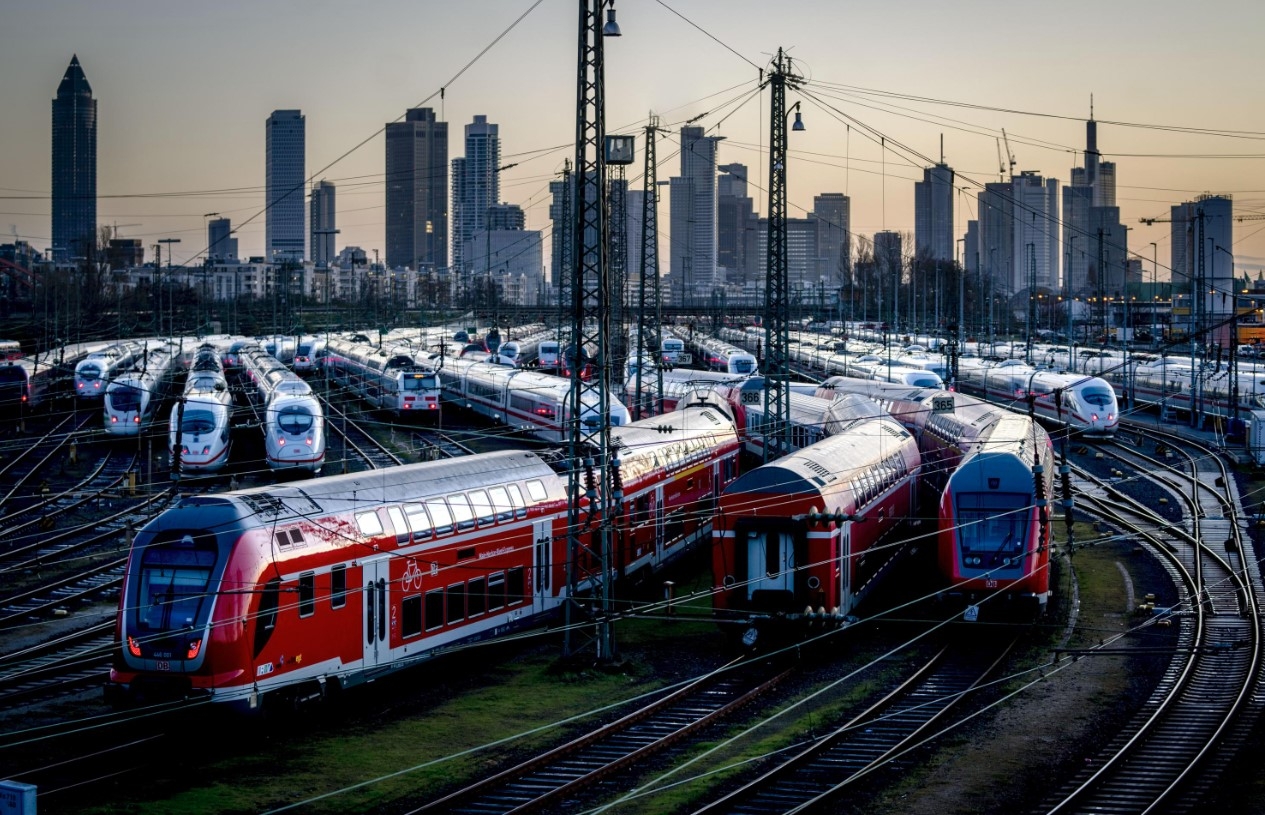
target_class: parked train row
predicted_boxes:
[240,344,326,473]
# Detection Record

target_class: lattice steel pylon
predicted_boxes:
[563,0,618,662]
[762,48,802,462]
[634,115,664,420]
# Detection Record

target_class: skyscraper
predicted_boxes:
[266,110,305,261]
[1063,110,1124,296]
[451,115,500,273]
[51,55,97,260]
[207,217,237,262]
[1010,171,1060,294]
[669,126,722,299]
[385,108,448,270]
[717,164,755,284]
[913,162,954,262]
[310,180,336,266]
[811,193,851,283]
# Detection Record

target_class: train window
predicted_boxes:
[365,582,376,643]
[488,487,513,521]
[488,573,507,611]
[425,590,444,631]
[507,567,525,605]
[403,503,433,538]
[469,490,495,525]
[526,480,548,502]
[447,582,466,623]
[331,565,346,609]
[448,494,475,531]
[356,511,383,538]
[298,573,315,617]
[506,484,526,518]
[402,595,422,638]
[386,506,409,545]
[425,500,453,535]
[468,577,487,617]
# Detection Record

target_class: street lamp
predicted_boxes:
[1215,243,1239,425]
[1150,241,1159,345]
[158,237,181,336]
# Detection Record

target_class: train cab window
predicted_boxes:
[331,565,347,609]
[356,511,384,538]
[507,567,525,605]
[448,494,475,531]
[298,573,315,617]
[469,490,495,525]
[386,506,409,545]
[526,480,548,503]
[253,578,281,656]
[404,503,433,539]
[425,500,453,535]
[488,573,506,611]
[447,583,466,623]
[506,484,526,518]
[402,595,422,638]
[488,487,513,521]
[425,590,444,631]
[468,577,487,617]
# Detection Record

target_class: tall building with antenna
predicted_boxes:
[914,150,954,263]
[266,109,306,261]
[1063,102,1125,297]
[51,55,96,260]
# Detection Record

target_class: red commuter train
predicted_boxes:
[108,401,741,712]
[711,399,922,644]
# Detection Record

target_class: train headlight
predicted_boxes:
[127,636,142,657]
[1092,413,1099,421]
[201,446,210,455]
[305,437,312,446]
[278,437,285,446]
[186,639,202,659]
[111,416,117,423]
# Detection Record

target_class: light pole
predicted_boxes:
[158,237,181,336]
[1150,241,1159,345]
[1215,243,1239,425]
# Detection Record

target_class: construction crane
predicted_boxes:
[1000,129,1016,180]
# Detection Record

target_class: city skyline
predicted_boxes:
[2,1,1264,284]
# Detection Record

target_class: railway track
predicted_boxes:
[692,640,1015,815]
[1046,429,1264,814]
[324,397,406,470]
[409,657,792,815]
[0,620,114,706]
[0,444,140,547]
[412,429,475,460]
[0,412,94,512]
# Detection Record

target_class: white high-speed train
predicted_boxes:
[956,357,1118,437]
[323,338,441,416]
[242,345,325,473]
[171,343,234,473]
[439,356,630,443]
[75,342,140,400]
[103,343,181,436]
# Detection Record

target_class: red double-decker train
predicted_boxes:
[108,400,740,712]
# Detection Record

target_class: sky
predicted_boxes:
[3,0,1265,282]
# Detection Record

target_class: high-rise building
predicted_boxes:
[913,163,954,262]
[755,217,819,292]
[717,163,755,284]
[668,126,722,299]
[208,217,237,262]
[451,115,501,273]
[811,193,851,283]
[977,182,1015,303]
[51,55,97,260]
[1010,171,1060,294]
[385,107,448,270]
[310,180,336,266]
[1171,195,1234,342]
[874,230,904,323]
[1064,110,1123,296]
[266,110,305,261]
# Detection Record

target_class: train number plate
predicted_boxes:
[156,661,170,672]
[740,391,761,405]
[931,396,955,414]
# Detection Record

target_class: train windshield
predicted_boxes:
[181,409,217,434]
[136,534,218,631]
[403,374,437,390]
[955,492,1029,567]
[910,375,941,387]
[732,358,756,374]
[1080,387,1114,407]
[79,363,102,381]
[277,405,314,435]
[0,367,24,386]
[108,385,143,412]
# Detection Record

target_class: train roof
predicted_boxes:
[610,402,737,483]
[181,450,562,524]
[723,416,914,498]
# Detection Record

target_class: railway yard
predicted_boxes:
[2,331,1265,814]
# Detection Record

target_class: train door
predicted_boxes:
[838,525,852,615]
[653,486,665,559]
[746,528,794,604]
[533,518,553,608]
[362,557,390,668]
